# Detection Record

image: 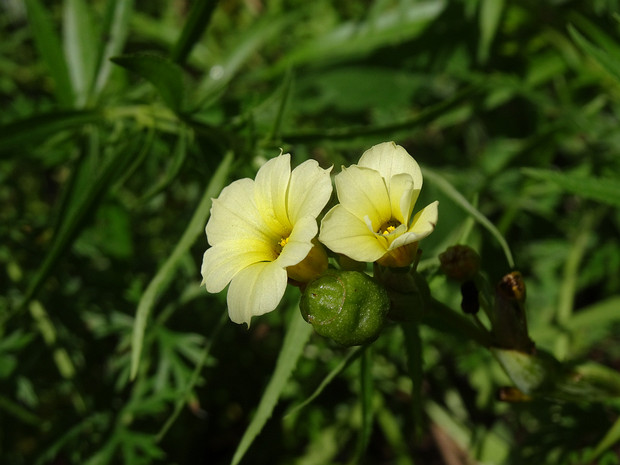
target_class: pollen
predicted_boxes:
[378,219,400,235]
[279,236,290,248]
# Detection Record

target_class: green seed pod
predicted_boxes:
[300,270,390,346]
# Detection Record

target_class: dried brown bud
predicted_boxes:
[439,245,481,282]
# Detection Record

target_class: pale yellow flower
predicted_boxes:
[319,142,438,267]
[201,154,332,325]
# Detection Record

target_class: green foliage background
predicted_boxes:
[2,0,620,464]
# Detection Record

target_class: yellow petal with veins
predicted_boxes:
[335,165,391,233]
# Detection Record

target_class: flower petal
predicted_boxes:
[206,178,274,245]
[227,261,287,325]
[201,238,275,293]
[287,159,333,224]
[319,205,387,262]
[387,173,417,225]
[389,201,439,250]
[335,165,391,232]
[358,142,423,190]
[277,215,317,268]
[254,153,292,236]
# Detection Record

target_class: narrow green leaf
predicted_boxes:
[354,347,374,462]
[195,16,291,108]
[568,24,620,83]
[35,413,111,465]
[93,0,135,98]
[375,400,415,465]
[156,313,227,442]
[130,151,234,380]
[491,348,550,395]
[424,167,515,268]
[171,0,220,65]
[567,296,620,331]
[522,167,620,208]
[586,416,620,463]
[267,69,295,144]
[426,298,493,347]
[18,132,135,312]
[275,1,446,73]
[63,0,99,106]
[137,132,188,204]
[554,211,602,359]
[231,309,313,465]
[570,14,620,63]
[0,393,46,429]
[477,0,504,64]
[0,110,100,155]
[402,321,423,441]
[285,346,365,418]
[112,53,186,112]
[281,86,478,143]
[24,0,74,106]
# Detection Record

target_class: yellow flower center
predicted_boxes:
[273,234,291,260]
[378,220,400,235]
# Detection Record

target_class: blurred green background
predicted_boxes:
[2,0,620,464]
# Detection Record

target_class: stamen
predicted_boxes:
[378,219,400,236]
[279,237,290,248]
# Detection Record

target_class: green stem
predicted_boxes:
[555,209,602,359]
[402,321,423,442]
[584,415,620,464]
[281,86,477,142]
[354,346,374,464]
[425,297,494,347]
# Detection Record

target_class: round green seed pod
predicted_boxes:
[300,270,390,346]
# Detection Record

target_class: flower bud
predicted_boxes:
[376,242,419,268]
[492,271,534,353]
[300,270,390,346]
[439,245,481,282]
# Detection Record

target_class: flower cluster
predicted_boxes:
[201,142,438,327]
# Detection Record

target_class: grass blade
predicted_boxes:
[156,313,227,442]
[63,0,99,106]
[137,132,188,204]
[93,0,135,98]
[424,167,515,268]
[231,309,313,465]
[568,24,620,83]
[130,151,234,380]
[585,416,620,463]
[17,131,136,312]
[112,53,186,112]
[24,0,74,106]
[0,110,100,154]
[285,346,365,418]
[194,16,292,107]
[281,86,477,143]
[354,347,374,462]
[275,1,445,72]
[402,321,423,441]
[477,0,504,64]
[170,0,220,65]
[522,167,620,208]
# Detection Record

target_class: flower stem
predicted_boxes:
[425,297,494,347]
